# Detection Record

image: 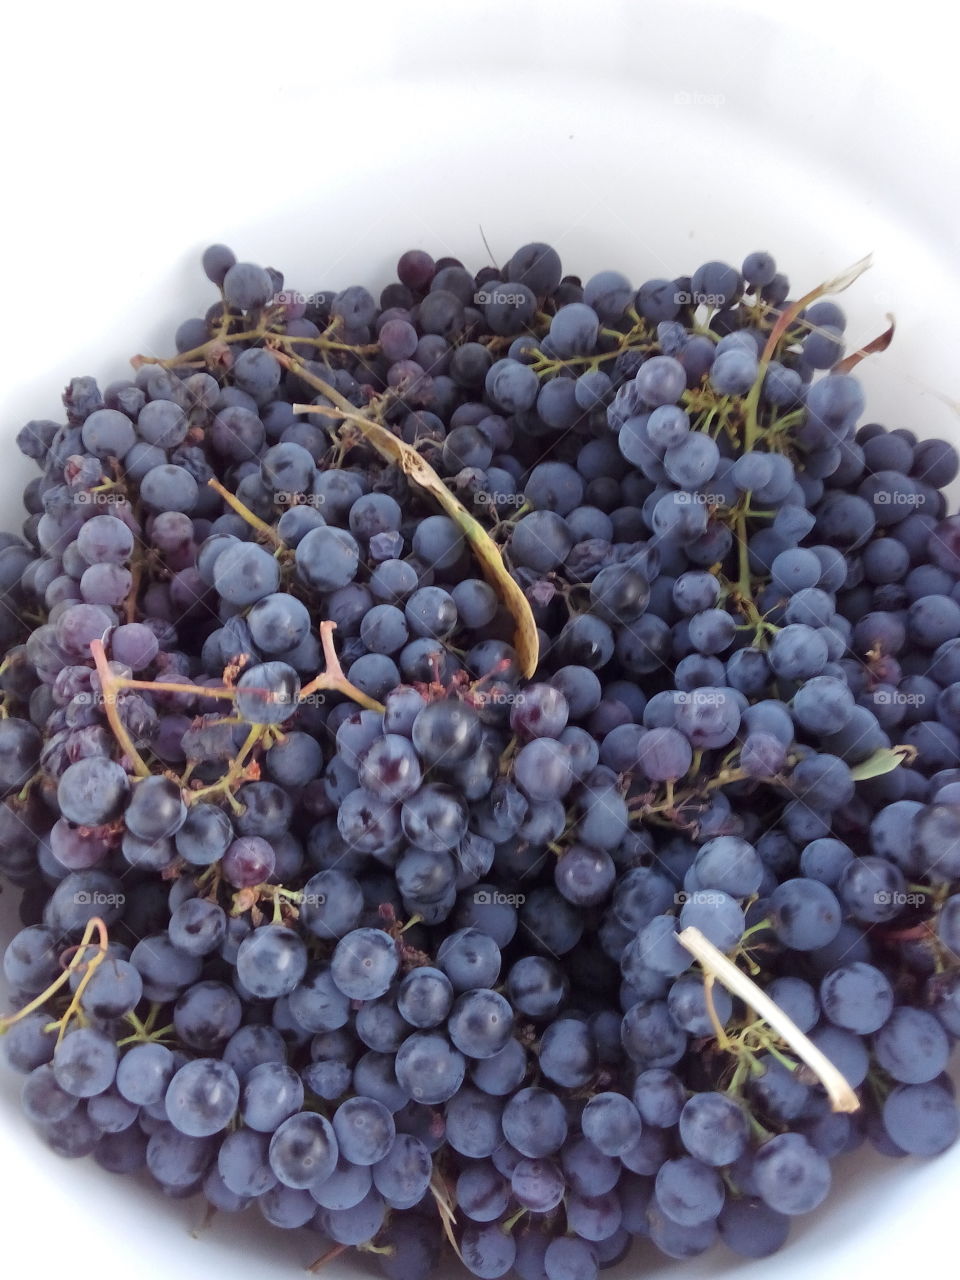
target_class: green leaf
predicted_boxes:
[850,744,916,782]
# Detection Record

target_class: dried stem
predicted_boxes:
[298,621,384,712]
[759,254,873,367]
[308,1243,349,1272]
[430,1170,465,1264]
[281,349,539,678]
[90,638,152,778]
[677,925,860,1113]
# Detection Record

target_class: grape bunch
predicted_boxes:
[1,238,959,1279]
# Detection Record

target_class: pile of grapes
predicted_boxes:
[2,238,960,1279]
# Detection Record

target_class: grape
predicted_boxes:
[513,739,574,802]
[819,962,893,1034]
[235,662,301,724]
[175,803,233,865]
[679,1092,749,1167]
[116,1043,176,1106]
[79,957,143,1020]
[444,1087,503,1157]
[718,1196,790,1258]
[236,926,308,999]
[223,262,274,310]
[332,1096,396,1165]
[221,835,276,888]
[753,1133,831,1215]
[330,928,399,1000]
[456,1165,510,1222]
[470,1039,527,1098]
[437,928,501,992]
[882,1082,960,1155]
[394,1033,465,1104]
[502,1087,568,1157]
[873,1007,949,1084]
[218,1129,276,1197]
[544,1237,599,1280]
[769,879,842,949]
[57,757,129,825]
[241,1062,304,1133]
[655,1156,724,1226]
[581,1090,643,1157]
[269,1112,338,1189]
[164,1058,239,1136]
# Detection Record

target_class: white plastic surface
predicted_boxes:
[0,1,957,1276]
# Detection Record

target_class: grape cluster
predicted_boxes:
[1,239,960,1279]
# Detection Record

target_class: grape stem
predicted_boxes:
[742,254,873,443]
[280,350,540,678]
[187,724,264,811]
[207,477,286,548]
[131,317,380,373]
[677,925,860,1113]
[702,973,733,1050]
[308,1243,348,1272]
[0,917,109,1041]
[298,620,385,713]
[429,1170,465,1264]
[89,638,152,778]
